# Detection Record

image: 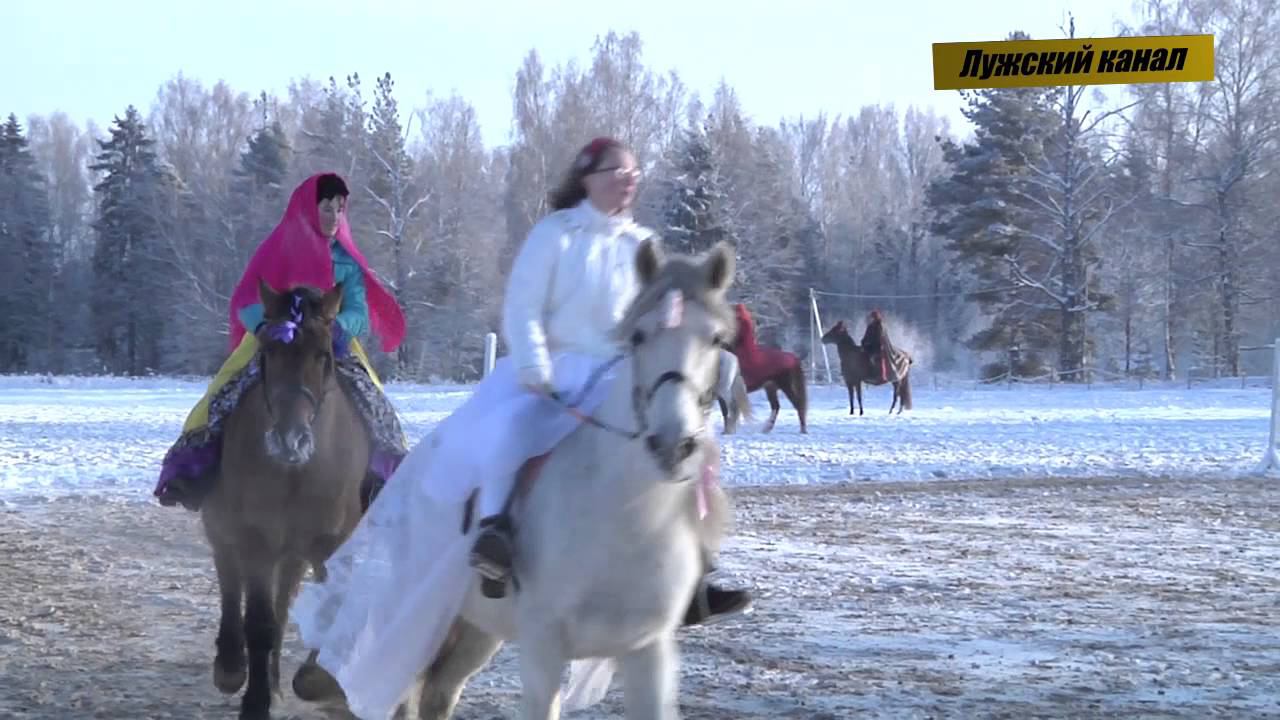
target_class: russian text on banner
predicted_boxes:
[932,34,1214,90]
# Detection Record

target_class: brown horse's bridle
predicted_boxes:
[256,321,334,428]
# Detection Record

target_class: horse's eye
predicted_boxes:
[712,333,725,348]
[631,330,645,346]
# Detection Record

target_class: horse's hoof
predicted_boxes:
[293,661,346,703]
[214,662,247,695]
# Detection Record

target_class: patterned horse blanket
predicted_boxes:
[878,347,913,384]
[156,355,408,500]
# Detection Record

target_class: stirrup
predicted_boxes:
[470,515,515,599]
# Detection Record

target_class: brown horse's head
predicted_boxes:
[254,280,343,467]
[821,320,850,345]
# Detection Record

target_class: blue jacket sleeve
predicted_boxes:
[239,303,264,334]
[237,246,370,342]
[331,245,370,339]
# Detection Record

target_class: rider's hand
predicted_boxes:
[517,363,554,397]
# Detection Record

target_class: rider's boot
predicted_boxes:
[470,514,516,599]
[683,576,753,627]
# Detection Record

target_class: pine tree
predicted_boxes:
[365,72,427,374]
[89,105,173,375]
[926,31,1059,373]
[227,113,291,315]
[659,122,731,256]
[0,113,54,371]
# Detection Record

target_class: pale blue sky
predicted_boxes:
[9,0,1140,147]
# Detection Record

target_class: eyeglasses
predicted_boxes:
[591,165,642,180]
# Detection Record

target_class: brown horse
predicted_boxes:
[199,281,371,720]
[730,303,808,433]
[821,319,914,415]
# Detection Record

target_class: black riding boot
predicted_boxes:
[470,514,516,599]
[683,576,753,626]
[683,558,754,628]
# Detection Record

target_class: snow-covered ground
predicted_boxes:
[3,373,1278,718]
[1,373,1274,503]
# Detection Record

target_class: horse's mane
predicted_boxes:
[613,252,737,343]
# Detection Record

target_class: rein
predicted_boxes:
[543,350,718,441]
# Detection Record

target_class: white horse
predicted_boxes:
[714,348,753,434]
[378,238,738,720]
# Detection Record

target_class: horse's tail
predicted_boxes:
[793,361,809,416]
[898,371,913,411]
[732,373,754,421]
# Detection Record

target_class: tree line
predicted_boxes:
[2,2,1277,384]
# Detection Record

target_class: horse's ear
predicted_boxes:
[258,278,282,316]
[320,285,343,323]
[704,241,735,293]
[635,236,664,286]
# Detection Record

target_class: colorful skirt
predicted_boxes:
[153,333,408,500]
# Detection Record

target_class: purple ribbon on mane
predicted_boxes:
[266,293,305,344]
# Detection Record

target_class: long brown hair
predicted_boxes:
[547,137,624,211]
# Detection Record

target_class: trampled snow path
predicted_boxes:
[1,373,1278,718]
[0,373,1273,503]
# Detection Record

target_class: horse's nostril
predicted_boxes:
[646,435,661,455]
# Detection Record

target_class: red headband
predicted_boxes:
[575,136,620,170]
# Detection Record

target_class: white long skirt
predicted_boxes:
[290,351,619,720]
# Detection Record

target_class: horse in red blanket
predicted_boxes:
[729,303,808,433]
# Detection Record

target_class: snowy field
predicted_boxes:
[1,373,1275,502]
[2,373,1279,718]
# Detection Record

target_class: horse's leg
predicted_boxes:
[212,542,247,695]
[619,634,679,720]
[292,543,349,704]
[846,381,856,416]
[889,382,899,415]
[762,383,780,433]
[777,369,808,434]
[856,382,864,416]
[270,554,308,696]
[717,396,734,435]
[417,619,503,720]
[518,628,566,720]
[239,561,278,720]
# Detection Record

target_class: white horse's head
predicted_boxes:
[614,237,737,477]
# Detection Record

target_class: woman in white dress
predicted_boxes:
[468,136,751,623]
[289,137,750,717]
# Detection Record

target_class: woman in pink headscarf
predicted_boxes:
[153,172,409,512]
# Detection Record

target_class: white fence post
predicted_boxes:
[809,288,834,385]
[1261,338,1280,475]
[483,332,497,379]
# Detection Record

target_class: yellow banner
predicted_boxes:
[932,34,1215,90]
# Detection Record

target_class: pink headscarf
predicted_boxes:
[226,172,406,353]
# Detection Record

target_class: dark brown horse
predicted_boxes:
[821,320,914,415]
[199,281,371,720]
[730,303,808,433]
